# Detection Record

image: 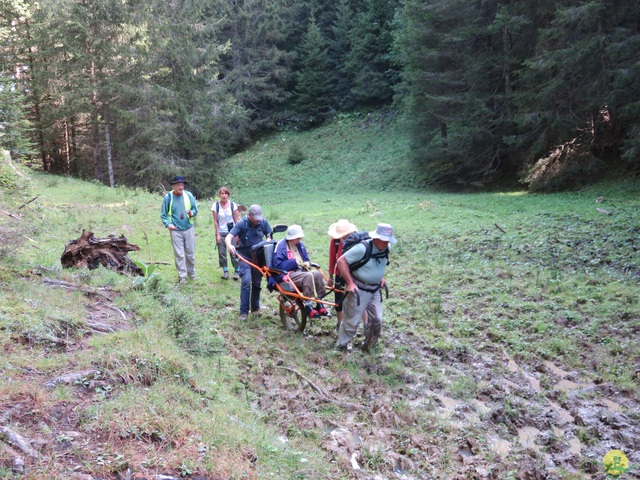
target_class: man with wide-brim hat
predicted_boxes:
[335,223,397,353]
[327,219,358,240]
[160,176,199,283]
[327,219,358,329]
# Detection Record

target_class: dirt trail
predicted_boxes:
[228,310,640,479]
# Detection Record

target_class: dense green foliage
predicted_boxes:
[1,0,639,193]
[398,0,640,187]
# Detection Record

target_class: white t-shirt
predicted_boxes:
[211,201,235,233]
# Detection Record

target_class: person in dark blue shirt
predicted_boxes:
[226,205,272,320]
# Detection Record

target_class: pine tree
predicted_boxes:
[0,73,36,158]
[219,0,293,130]
[329,0,354,109]
[397,0,513,186]
[345,0,400,107]
[514,0,640,183]
[293,16,334,124]
[0,0,36,158]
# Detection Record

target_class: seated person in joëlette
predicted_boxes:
[271,224,330,318]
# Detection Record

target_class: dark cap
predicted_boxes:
[170,176,187,185]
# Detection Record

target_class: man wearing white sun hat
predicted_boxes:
[336,223,397,352]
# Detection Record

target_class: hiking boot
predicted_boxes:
[335,343,352,353]
[304,301,314,315]
[239,314,248,321]
[233,271,240,281]
[178,277,187,284]
[316,307,329,317]
[221,271,229,280]
[309,309,320,319]
[251,307,262,317]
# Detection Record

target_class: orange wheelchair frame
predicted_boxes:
[234,224,341,333]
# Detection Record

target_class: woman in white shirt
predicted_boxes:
[211,186,240,280]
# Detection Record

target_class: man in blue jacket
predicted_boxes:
[226,205,272,320]
[272,224,328,318]
[160,176,198,283]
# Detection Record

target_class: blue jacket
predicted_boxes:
[268,239,311,288]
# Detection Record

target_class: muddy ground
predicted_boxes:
[1,283,639,479]
[225,300,640,479]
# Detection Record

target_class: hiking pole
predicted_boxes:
[337,290,360,308]
[380,284,389,302]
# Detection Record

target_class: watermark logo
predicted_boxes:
[603,449,630,477]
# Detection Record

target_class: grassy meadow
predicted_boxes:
[1,114,639,479]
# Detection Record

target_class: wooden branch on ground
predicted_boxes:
[85,319,116,333]
[44,368,100,390]
[278,366,365,411]
[96,301,127,321]
[41,278,113,301]
[0,208,20,220]
[18,196,39,209]
[0,426,39,459]
[494,223,506,233]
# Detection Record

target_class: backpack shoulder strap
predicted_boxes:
[350,239,374,272]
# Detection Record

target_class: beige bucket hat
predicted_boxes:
[327,219,358,239]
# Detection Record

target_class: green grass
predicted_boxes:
[1,115,640,478]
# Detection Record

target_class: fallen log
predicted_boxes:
[277,366,365,411]
[44,368,101,390]
[61,230,143,276]
[0,426,39,459]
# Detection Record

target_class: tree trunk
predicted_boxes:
[70,118,78,174]
[104,108,115,187]
[502,27,512,117]
[24,18,48,171]
[63,117,71,175]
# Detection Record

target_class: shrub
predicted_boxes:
[524,139,606,192]
[287,143,305,165]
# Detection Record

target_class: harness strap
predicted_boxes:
[168,192,193,225]
[354,279,381,294]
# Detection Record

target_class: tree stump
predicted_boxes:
[61,230,143,276]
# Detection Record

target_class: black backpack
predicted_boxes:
[341,231,389,272]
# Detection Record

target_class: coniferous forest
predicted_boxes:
[1,0,639,194]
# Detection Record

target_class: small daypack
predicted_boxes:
[341,231,389,272]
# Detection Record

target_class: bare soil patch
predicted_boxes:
[225,308,640,479]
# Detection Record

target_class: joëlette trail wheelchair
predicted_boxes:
[234,224,340,333]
